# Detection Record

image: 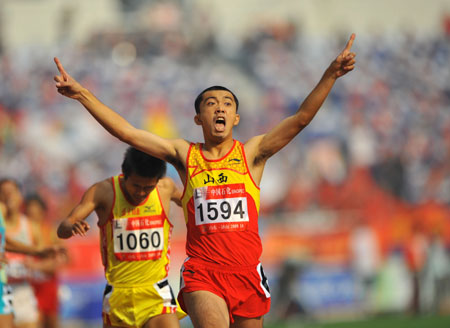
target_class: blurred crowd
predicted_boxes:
[0,1,450,324]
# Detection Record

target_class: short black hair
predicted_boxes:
[121,147,166,180]
[194,86,239,114]
[0,178,21,191]
[25,193,47,211]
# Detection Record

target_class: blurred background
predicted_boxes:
[1,0,450,327]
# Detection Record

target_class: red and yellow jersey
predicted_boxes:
[100,175,173,286]
[181,140,262,266]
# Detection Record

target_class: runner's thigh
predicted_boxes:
[183,290,229,328]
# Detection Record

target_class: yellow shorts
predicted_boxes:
[102,278,186,327]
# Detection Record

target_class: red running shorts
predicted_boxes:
[178,257,271,323]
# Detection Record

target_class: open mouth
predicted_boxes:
[215,117,226,132]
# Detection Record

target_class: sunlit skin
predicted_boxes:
[194,91,240,147]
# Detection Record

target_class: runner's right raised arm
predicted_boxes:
[53,57,187,165]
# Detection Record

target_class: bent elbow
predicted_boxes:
[57,231,68,239]
[296,119,309,131]
[57,226,70,239]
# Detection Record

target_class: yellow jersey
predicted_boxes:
[100,175,173,286]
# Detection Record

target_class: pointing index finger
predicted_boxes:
[344,33,356,53]
[54,57,68,82]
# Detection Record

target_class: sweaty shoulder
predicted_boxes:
[93,178,115,208]
[156,177,174,192]
[157,176,182,208]
[168,139,190,162]
[91,178,115,226]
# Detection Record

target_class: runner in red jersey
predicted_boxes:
[179,139,271,321]
[53,34,356,328]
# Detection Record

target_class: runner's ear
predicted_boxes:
[194,115,202,125]
[233,114,240,126]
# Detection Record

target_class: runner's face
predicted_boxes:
[122,174,159,205]
[196,90,240,141]
[25,200,45,222]
[0,181,23,213]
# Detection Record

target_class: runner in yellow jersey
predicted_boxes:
[53,34,356,328]
[57,147,185,328]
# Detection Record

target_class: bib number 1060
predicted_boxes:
[116,230,161,251]
[196,199,247,223]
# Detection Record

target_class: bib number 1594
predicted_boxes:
[196,199,245,222]
[194,197,249,226]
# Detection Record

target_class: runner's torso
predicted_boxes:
[100,175,173,286]
[5,214,35,283]
[181,140,262,266]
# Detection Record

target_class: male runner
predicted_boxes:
[57,147,185,328]
[53,34,356,328]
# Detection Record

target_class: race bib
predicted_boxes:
[194,183,249,234]
[113,216,164,261]
[6,260,29,281]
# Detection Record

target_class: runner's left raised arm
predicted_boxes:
[249,34,356,165]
